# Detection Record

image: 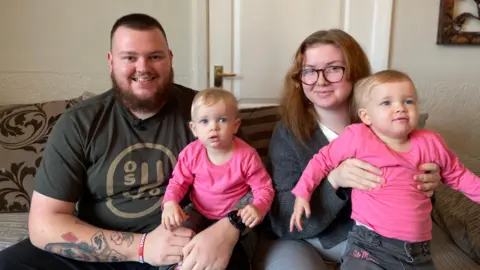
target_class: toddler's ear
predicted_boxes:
[189,121,198,137]
[233,118,241,134]
[358,109,372,126]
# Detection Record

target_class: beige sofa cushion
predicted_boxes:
[0,213,29,251]
[0,98,80,213]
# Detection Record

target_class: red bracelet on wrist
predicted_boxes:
[138,233,147,263]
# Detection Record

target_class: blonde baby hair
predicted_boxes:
[191,88,239,120]
[353,69,416,110]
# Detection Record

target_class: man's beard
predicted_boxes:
[112,69,174,113]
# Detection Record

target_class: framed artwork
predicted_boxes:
[437,0,480,45]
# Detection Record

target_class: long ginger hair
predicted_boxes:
[279,29,371,142]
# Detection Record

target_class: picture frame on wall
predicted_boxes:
[437,0,480,45]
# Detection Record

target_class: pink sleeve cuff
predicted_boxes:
[291,187,312,201]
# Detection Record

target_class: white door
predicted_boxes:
[191,0,394,108]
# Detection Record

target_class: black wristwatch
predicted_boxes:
[226,210,246,235]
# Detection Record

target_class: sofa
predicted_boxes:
[0,94,479,269]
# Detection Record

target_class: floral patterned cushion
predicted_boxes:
[0,98,80,213]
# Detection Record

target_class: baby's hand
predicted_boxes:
[238,204,261,228]
[290,197,311,232]
[162,201,188,231]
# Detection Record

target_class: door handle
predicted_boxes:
[214,65,237,88]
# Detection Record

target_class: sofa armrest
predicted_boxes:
[431,183,480,264]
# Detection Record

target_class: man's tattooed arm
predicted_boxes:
[44,230,137,262]
[110,232,134,247]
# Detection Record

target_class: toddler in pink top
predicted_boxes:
[291,70,480,269]
[161,88,274,269]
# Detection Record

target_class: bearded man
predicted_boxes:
[0,13,249,270]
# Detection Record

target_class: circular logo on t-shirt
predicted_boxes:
[105,143,177,218]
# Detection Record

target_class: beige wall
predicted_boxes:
[0,0,194,104]
[391,0,480,173]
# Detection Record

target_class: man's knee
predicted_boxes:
[0,239,45,270]
[0,242,24,269]
[0,251,8,270]
[227,242,250,270]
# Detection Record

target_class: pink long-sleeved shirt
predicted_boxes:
[292,123,480,242]
[163,137,274,220]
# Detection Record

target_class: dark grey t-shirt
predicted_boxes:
[34,84,196,233]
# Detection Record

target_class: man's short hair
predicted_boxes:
[110,13,168,47]
[191,88,239,120]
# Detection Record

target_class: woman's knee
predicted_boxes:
[253,237,329,270]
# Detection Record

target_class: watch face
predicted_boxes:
[233,212,242,223]
[230,211,240,222]
[228,210,246,231]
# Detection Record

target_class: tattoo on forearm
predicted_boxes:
[110,232,134,247]
[44,231,127,262]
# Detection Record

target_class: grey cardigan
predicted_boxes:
[267,120,353,249]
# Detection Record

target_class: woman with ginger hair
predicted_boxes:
[253,29,442,270]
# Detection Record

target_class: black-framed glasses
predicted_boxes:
[300,66,345,85]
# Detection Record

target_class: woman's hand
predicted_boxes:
[415,163,441,197]
[328,159,441,196]
[328,158,384,190]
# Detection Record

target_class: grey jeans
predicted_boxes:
[341,225,435,270]
[253,235,347,270]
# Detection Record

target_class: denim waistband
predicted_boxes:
[351,225,431,263]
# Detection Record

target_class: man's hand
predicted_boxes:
[162,201,188,231]
[181,218,239,270]
[143,224,195,266]
[238,204,261,228]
